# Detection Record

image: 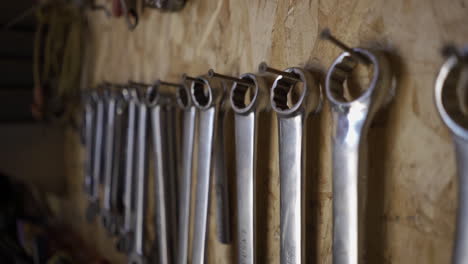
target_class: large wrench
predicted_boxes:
[325,49,394,264]
[117,86,138,253]
[435,47,468,264]
[128,84,150,264]
[176,80,197,264]
[86,87,105,222]
[262,63,321,264]
[190,75,226,264]
[147,85,173,264]
[229,73,268,264]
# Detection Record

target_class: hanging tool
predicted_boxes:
[174,77,197,264]
[127,82,150,264]
[189,74,227,264]
[225,71,269,264]
[259,62,322,264]
[144,0,186,11]
[435,45,468,264]
[322,29,395,264]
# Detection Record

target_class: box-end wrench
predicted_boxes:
[227,71,269,264]
[173,77,197,264]
[189,75,226,264]
[260,62,322,264]
[128,83,150,264]
[147,84,173,264]
[117,86,138,253]
[323,31,395,264]
[86,88,105,222]
[102,85,119,235]
[435,46,468,264]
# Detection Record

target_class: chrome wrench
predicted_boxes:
[102,85,118,235]
[189,75,226,264]
[324,36,394,263]
[128,83,150,264]
[260,63,321,264]
[147,84,173,264]
[82,90,95,199]
[229,72,269,264]
[435,46,468,264]
[174,78,197,264]
[117,86,138,253]
[86,87,105,222]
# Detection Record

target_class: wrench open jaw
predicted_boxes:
[230,73,269,264]
[176,80,197,264]
[190,75,227,264]
[325,48,394,264]
[268,66,321,264]
[435,47,468,264]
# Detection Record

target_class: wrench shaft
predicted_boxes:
[453,136,468,263]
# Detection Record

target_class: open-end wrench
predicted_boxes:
[435,46,468,264]
[260,62,321,264]
[323,32,395,264]
[86,87,105,222]
[128,83,150,264]
[102,85,119,235]
[147,84,173,264]
[228,72,269,264]
[174,78,197,264]
[117,86,138,253]
[189,75,226,264]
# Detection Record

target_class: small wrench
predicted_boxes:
[189,75,226,264]
[147,84,173,264]
[435,47,468,264]
[261,62,321,264]
[175,79,197,264]
[325,48,394,264]
[229,72,269,264]
[102,85,119,235]
[117,86,138,253]
[128,83,150,264]
[86,87,105,222]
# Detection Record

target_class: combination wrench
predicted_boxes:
[82,90,96,200]
[117,86,138,253]
[128,83,150,264]
[322,30,395,264]
[188,74,227,264]
[224,71,269,264]
[147,83,174,264]
[174,78,197,264]
[102,85,119,235]
[86,87,105,222]
[260,62,321,264]
[435,46,468,264]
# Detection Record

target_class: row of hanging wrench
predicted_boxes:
[80,30,468,264]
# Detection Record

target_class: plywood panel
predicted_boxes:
[63,0,468,263]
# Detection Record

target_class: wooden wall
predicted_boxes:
[61,0,468,263]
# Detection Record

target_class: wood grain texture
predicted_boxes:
[61,0,468,263]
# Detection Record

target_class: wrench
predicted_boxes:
[190,75,226,264]
[325,48,394,264]
[175,79,197,264]
[147,84,173,264]
[102,85,119,235]
[82,90,95,198]
[86,87,105,222]
[435,47,468,264]
[117,86,138,253]
[261,63,321,264]
[229,72,269,264]
[128,83,150,264]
